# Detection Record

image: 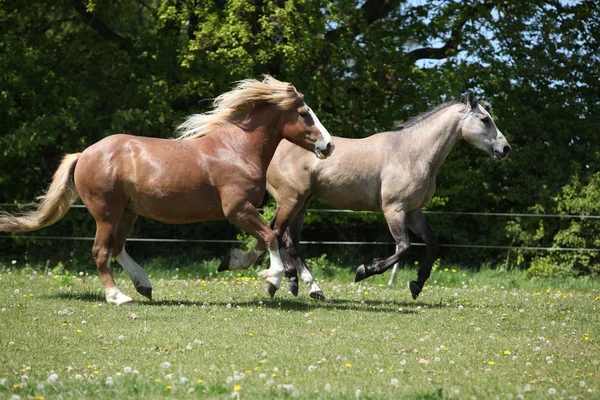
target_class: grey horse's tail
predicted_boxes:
[0,153,81,232]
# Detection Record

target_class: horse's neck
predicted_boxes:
[403,109,461,176]
[227,107,283,169]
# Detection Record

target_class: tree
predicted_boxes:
[1,0,598,271]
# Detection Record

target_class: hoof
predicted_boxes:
[409,281,422,300]
[266,283,278,299]
[136,286,152,300]
[355,265,367,282]
[287,278,299,297]
[309,291,326,302]
[218,256,230,272]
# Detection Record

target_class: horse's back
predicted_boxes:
[74,134,225,223]
[269,135,390,211]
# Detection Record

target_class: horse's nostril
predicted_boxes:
[503,145,512,156]
[321,143,332,156]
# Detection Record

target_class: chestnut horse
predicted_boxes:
[225,92,511,300]
[0,76,334,305]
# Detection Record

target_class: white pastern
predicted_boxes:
[228,248,263,270]
[115,248,152,290]
[388,262,400,286]
[106,286,134,306]
[299,264,323,294]
[257,249,285,288]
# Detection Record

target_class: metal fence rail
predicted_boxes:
[1,203,599,252]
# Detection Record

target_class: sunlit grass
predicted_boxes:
[0,260,598,399]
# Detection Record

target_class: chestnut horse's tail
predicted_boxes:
[0,153,81,232]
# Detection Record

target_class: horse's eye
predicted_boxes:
[481,116,491,124]
[299,112,310,118]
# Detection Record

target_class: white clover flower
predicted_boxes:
[524,384,531,392]
[186,345,192,350]
[11,260,16,265]
[259,373,266,379]
[165,374,172,381]
[8,395,21,400]
[47,373,59,384]
[548,388,556,395]
[194,339,202,344]
[390,378,399,386]
[458,305,464,310]
[75,374,82,379]
[37,383,44,390]
[308,365,316,372]
[324,383,331,391]
[123,366,132,374]
[132,370,140,375]
[117,335,125,340]
[105,377,114,386]
[266,378,275,387]
[579,381,586,387]
[226,376,233,384]
[160,361,171,369]
[0,378,6,386]
[180,377,189,384]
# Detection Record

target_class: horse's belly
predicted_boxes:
[129,188,225,224]
[313,184,380,212]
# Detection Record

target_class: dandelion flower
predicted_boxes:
[234,385,242,391]
[345,363,352,368]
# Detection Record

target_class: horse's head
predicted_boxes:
[279,85,334,159]
[459,92,511,160]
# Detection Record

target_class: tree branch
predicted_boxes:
[407,1,497,61]
[70,0,134,53]
[325,0,404,41]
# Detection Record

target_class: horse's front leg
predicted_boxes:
[224,202,285,298]
[405,210,439,299]
[355,208,410,284]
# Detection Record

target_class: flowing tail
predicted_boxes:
[0,153,81,232]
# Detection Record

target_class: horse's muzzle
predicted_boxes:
[493,144,511,160]
[316,142,334,159]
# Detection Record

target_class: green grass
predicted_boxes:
[0,260,599,399]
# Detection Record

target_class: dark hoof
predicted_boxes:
[309,291,326,302]
[266,283,278,299]
[409,281,422,300]
[287,278,299,297]
[355,265,367,282]
[218,256,230,272]
[136,286,152,300]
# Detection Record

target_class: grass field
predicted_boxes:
[0,259,599,399]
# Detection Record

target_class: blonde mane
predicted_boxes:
[175,75,304,140]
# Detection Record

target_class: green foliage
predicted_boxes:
[1,0,599,273]
[526,172,600,277]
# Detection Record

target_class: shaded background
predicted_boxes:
[0,0,598,275]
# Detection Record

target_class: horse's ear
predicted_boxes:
[461,91,478,108]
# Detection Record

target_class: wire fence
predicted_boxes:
[1,203,599,252]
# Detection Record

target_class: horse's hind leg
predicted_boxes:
[92,220,134,305]
[405,210,439,299]
[355,208,410,286]
[113,211,153,300]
